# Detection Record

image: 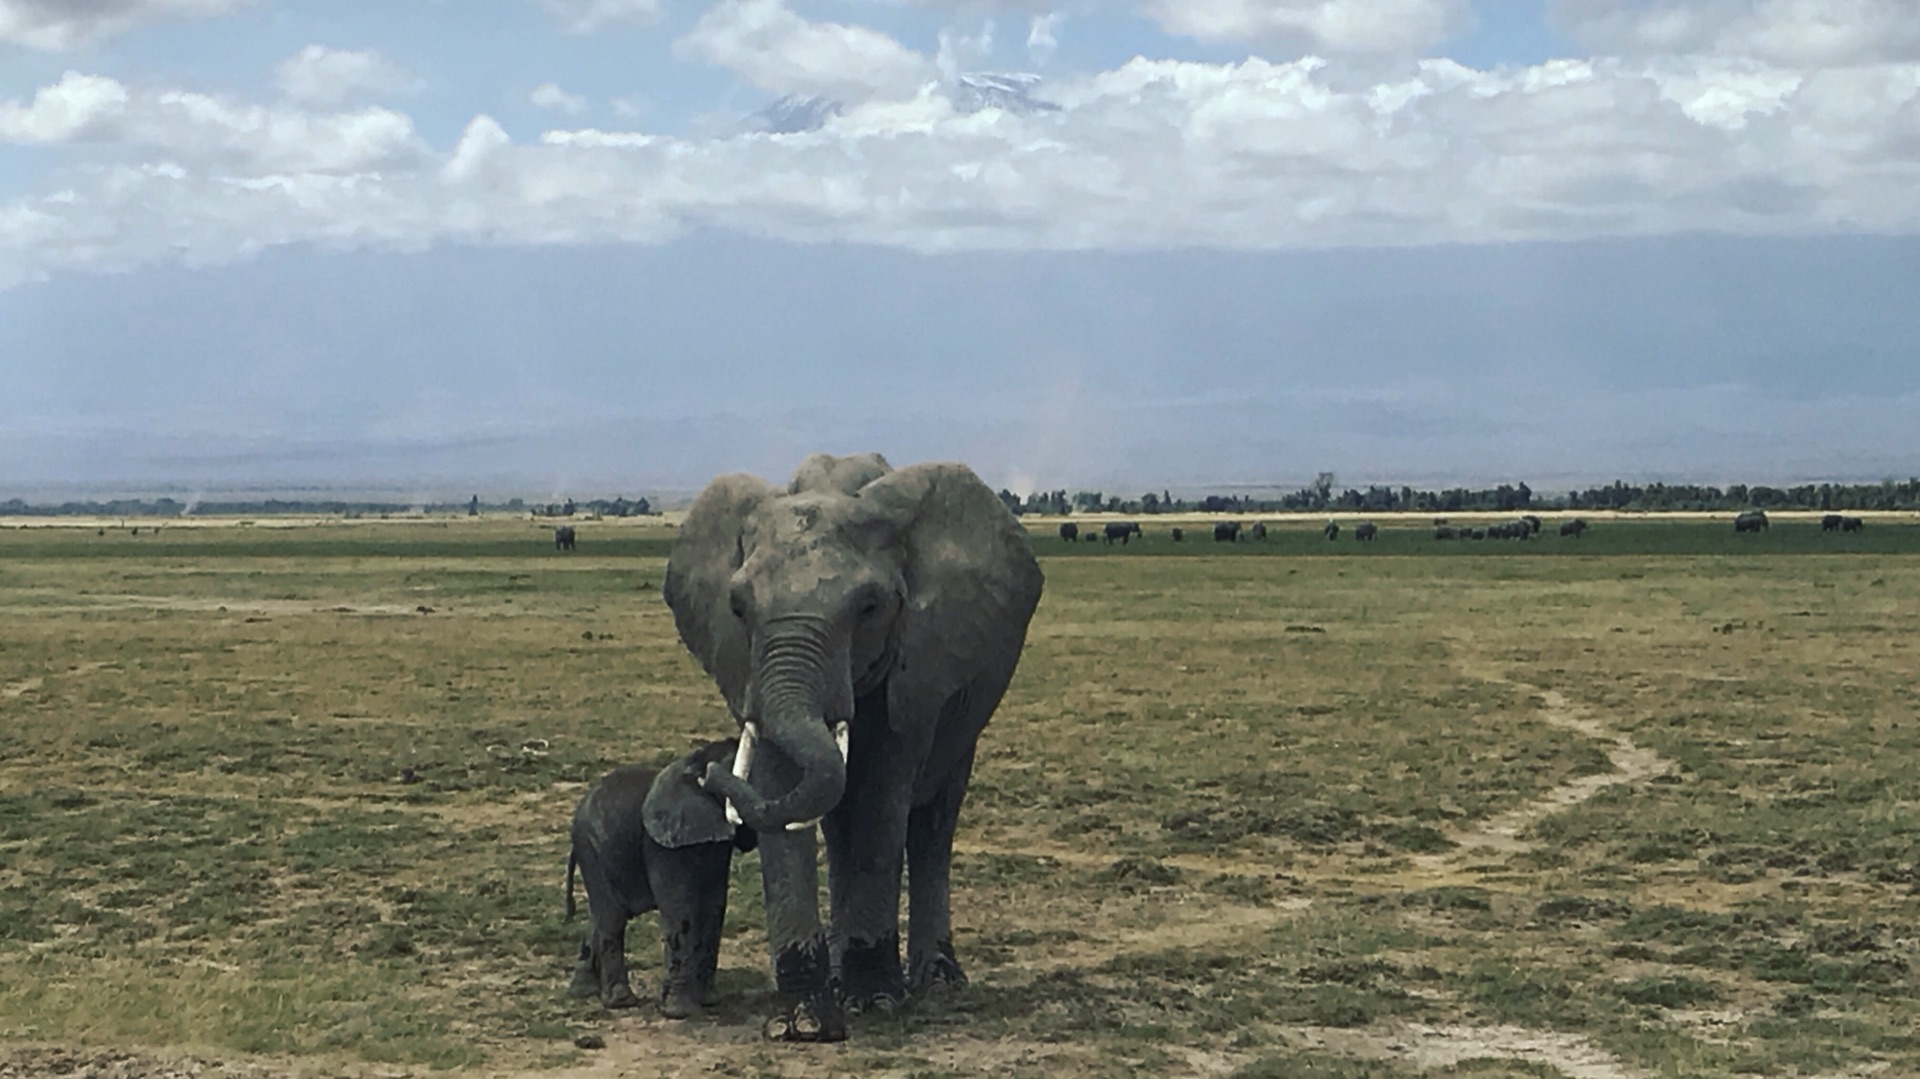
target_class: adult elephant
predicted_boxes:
[1249,522,1269,542]
[1734,510,1769,533]
[664,453,1044,1042]
[1058,522,1079,543]
[1842,516,1864,532]
[1822,514,1844,532]
[1213,521,1242,543]
[1323,521,1340,541]
[1559,518,1588,538]
[554,525,577,551]
[1103,521,1142,545]
[1354,522,1378,542]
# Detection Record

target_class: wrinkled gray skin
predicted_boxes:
[664,453,1043,1042]
[565,740,756,1016]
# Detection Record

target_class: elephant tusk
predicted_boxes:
[726,722,758,827]
[781,722,851,833]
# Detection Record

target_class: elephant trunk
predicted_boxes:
[728,618,851,831]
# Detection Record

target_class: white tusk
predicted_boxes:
[726,722,757,827]
[782,722,851,832]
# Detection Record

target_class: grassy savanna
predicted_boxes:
[1,515,1917,1077]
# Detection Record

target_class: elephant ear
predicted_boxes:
[642,745,737,849]
[789,452,892,496]
[857,463,1045,735]
[664,473,779,719]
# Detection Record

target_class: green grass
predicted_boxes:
[2,515,1918,1076]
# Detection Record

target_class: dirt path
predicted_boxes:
[1411,682,1673,877]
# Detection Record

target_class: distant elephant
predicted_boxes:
[1213,521,1242,542]
[1559,518,1588,538]
[1170,527,1184,542]
[1323,521,1339,541]
[1821,514,1843,532]
[1249,522,1269,542]
[1520,514,1542,536]
[665,453,1043,1041]
[1058,522,1079,543]
[1734,511,1769,533]
[566,739,757,1016]
[1084,532,1099,542]
[555,525,577,551]
[1433,526,1457,540]
[1104,521,1143,545]
[1842,516,1864,532]
[1354,522,1378,542]
[1468,528,1487,540]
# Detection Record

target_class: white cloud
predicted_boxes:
[530,82,589,114]
[0,71,424,175]
[936,21,995,83]
[0,0,250,50]
[676,0,939,101]
[1552,0,1920,66]
[0,71,131,143]
[1027,13,1062,66]
[534,0,660,33]
[5,49,1920,288]
[274,46,418,107]
[1143,0,1470,57]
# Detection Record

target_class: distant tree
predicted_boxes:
[997,489,1023,516]
[1141,492,1161,515]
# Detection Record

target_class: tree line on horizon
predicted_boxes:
[0,495,654,519]
[999,476,1920,517]
[6,477,1920,520]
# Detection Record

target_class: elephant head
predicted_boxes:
[663,453,1042,833]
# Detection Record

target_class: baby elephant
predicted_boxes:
[565,739,756,1015]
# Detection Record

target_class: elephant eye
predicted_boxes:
[858,598,880,619]
[728,587,750,621]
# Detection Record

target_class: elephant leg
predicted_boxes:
[591,912,643,1010]
[757,826,846,1041]
[822,767,913,1014]
[567,938,600,999]
[906,744,977,994]
[650,842,731,1019]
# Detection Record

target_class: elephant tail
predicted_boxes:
[564,848,578,921]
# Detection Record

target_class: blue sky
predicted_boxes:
[3,0,1918,498]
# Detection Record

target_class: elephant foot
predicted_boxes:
[763,991,847,1042]
[909,939,967,996]
[601,983,643,1010]
[840,933,908,1016]
[659,987,700,1020]
[567,968,600,1000]
[765,938,847,1042]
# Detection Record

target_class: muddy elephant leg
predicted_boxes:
[757,825,845,1041]
[591,912,643,1010]
[651,841,732,1019]
[822,764,913,1014]
[906,744,977,993]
